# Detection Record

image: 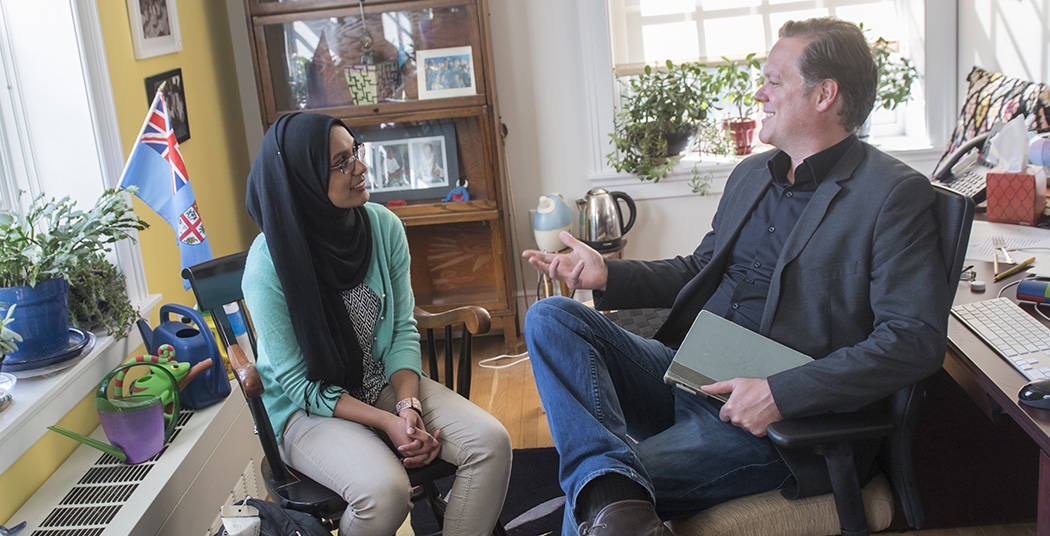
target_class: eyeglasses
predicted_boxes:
[330,142,365,176]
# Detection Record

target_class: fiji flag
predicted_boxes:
[119,86,212,289]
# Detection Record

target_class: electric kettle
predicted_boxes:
[576,188,636,253]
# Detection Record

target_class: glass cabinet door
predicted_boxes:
[252,2,484,118]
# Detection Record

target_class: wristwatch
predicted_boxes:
[395,396,422,417]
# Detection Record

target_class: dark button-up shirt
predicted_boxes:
[703,136,857,331]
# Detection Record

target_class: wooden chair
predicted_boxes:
[183,252,507,535]
[605,185,975,535]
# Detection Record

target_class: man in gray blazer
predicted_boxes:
[522,17,947,536]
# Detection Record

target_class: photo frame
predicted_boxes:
[127,0,182,60]
[416,46,477,100]
[145,68,190,143]
[357,122,460,203]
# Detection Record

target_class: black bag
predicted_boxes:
[214,498,331,536]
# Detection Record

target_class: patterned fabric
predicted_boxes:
[937,66,1050,172]
[341,282,386,405]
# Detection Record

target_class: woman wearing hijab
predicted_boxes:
[243,112,512,535]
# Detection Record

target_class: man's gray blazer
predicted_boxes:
[595,140,949,418]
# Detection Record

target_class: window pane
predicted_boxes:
[701,0,761,9]
[642,21,699,62]
[640,0,694,17]
[703,15,765,59]
[834,3,899,42]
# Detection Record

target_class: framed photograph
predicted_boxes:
[416,46,477,100]
[127,0,182,60]
[145,68,190,143]
[357,122,460,203]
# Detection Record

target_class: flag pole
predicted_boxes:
[118,81,169,185]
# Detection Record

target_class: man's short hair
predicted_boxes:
[779,17,877,133]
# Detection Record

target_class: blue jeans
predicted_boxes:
[525,297,792,532]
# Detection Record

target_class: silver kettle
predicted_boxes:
[576,188,636,252]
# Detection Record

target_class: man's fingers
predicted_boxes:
[701,379,734,394]
[560,231,583,248]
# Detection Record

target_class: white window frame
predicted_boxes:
[577,1,957,201]
[0,0,159,475]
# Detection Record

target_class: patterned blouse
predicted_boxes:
[341,282,386,405]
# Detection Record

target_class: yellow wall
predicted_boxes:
[0,0,257,523]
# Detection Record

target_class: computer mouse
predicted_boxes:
[1018,379,1050,409]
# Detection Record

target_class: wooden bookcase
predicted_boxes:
[240,0,518,344]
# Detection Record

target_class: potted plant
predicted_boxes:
[872,36,919,113]
[607,59,716,182]
[856,30,919,139]
[0,189,147,364]
[714,53,763,155]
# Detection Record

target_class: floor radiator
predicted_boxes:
[10,381,264,535]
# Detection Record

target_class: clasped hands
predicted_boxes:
[387,410,441,468]
[523,231,785,437]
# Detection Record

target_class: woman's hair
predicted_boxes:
[779,17,877,132]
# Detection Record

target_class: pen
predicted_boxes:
[994,257,1036,282]
[993,252,999,276]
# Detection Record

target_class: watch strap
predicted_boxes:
[395,396,422,416]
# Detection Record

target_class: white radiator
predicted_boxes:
[11,380,264,535]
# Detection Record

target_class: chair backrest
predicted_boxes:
[931,183,976,294]
[886,183,975,527]
[415,305,491,398]
[181,253,287,480]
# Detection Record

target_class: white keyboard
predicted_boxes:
[952,297,1050,381]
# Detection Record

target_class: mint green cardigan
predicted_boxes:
[242,203,422,444]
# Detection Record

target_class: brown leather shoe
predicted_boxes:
[577,500,674,536]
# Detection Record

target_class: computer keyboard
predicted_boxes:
[951,297,1050,381]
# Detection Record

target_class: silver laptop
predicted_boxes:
[663,310,813,402]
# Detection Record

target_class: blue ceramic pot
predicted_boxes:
[0,277,70,362]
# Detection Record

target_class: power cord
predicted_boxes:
[479,350,531,370]
[996,277,1024,299]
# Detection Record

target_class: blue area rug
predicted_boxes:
[410,447,564,536]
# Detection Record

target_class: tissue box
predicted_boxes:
[986,165,1048,225]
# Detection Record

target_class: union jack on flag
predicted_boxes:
[118,85,213,289]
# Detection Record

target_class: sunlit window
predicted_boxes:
[608,0,926,140]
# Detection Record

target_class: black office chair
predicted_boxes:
[183,252,507,535]
[757,184,975,536]
[602,185,975,536]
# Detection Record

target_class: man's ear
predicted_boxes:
[814,78,840,113]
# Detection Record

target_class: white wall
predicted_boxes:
[487,0,719,282]
[958,0,1050,100]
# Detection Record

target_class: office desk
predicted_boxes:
[943,261,1050,535]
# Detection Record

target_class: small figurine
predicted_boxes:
[443,180,470,203]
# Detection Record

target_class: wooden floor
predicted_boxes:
[448,334,1037,536]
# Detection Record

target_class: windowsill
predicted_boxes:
[590,136,945,201]
[0,293,162,475]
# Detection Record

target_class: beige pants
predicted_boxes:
[281,377,512,536]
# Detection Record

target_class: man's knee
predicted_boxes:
[525,296,588,334]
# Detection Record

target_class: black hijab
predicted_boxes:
[245,112,372,392]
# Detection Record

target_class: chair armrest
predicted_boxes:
[413,305,492,335]
[228,344,264,399]
[766,412,894,449]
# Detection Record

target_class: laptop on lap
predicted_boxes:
[663,310,813,402]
